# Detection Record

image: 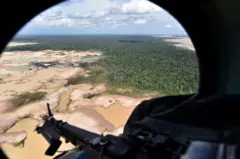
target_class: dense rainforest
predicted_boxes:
[5,35,199,95]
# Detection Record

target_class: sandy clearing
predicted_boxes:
[0,67,84,97]
[54,108,115,134]
[0,52,45,65]
[0,68,58,94]
[104,127,124,136]
[7,42,38,47]
[0,102,13,113]
[69,84,95,97]
[2,50,102,58]
[74,83,93,90]
[0,131,27,145]
[164,37,195,51]
[42,80,66,94]
[1,50,102,67]
[70,84,106,101]
[0,47,149,159]
[0,68,18,75]
[57,87,72,112]
[69,99,96,111]
[92,94,143,108]
[58,67,85,79]
[0,89,63,132]
[94,104,135,128]
[0,113,22,133]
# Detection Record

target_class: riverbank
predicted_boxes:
[0,48,153,159]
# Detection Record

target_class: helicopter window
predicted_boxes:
[0,0,198,158]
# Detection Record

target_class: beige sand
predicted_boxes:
[164,37,195,51]
[7,42,38,47]
[57,87,72,112]
[0,48,153,159]
[94,104,135,128]
[92,94,143,108]
[0,131,27,145]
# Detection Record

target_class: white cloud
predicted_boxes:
[18,0,187,35]
[42,18,74,27]
[105,17,112,21]
[134,19,146,24]
[121,0,162,14]
[30,0,162,28]
[75,20,91,26]
[165,24,172,28]
[63,0,118,13]
[95,10,108,17]
[109,22,127,28]
[32,15,90,28]
[69,0,85,2]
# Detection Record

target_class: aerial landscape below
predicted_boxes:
[0,35,198,159]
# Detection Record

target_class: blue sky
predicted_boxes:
[17,0,187,35]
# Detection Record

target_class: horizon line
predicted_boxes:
[16,33,188,36]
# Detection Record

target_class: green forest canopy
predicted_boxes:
[6,35,199,95]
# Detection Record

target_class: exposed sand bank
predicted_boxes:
[0,48,155,159]
[7,42,38,47]
[164,37,195,51]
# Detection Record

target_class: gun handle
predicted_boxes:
[36,126,62,156]
[45,139,62,156]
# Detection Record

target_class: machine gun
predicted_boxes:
[36,103,189,159]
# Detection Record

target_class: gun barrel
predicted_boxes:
[39,115,135,158]
[43,115,100,145]
[59,123,100,145]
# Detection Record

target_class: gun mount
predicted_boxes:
[36,103,189,159]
